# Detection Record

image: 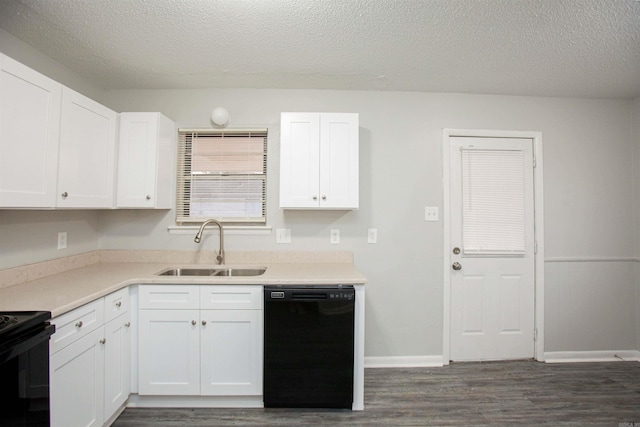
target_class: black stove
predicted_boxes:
[0,311,55,426]
[0,311,53,362]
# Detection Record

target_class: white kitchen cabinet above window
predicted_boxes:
[117,112,176,209]
[279,112,359,210]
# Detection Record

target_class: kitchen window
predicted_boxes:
[176,128,267,225]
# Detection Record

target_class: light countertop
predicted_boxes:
[0,261,367,317]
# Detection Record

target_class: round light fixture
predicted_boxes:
[211,107,230,127]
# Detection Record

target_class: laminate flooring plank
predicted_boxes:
[112,360,640,426]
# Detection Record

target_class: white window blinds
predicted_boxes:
[461,149,526,255]
[176,128,267,224]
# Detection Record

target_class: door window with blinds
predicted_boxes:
[176,128,267,224]
[461,149,526,255]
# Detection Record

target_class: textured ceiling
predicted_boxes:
[0,0,639,98]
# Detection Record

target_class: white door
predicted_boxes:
[449,136,535,361]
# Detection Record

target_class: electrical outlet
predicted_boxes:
[330,229,340,244]
[424,206,439,221]
[368,228,378,244]
[57,232,67,250]
[276,228,291,244]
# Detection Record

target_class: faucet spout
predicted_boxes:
[194,219,225,265]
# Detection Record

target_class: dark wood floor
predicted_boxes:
[112,360,640,426]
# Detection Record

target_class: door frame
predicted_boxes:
[442,129,545,364]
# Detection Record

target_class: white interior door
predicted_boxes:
[449,136,535,361]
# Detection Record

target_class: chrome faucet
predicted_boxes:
[194,219,225,265]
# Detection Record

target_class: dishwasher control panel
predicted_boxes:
[265,286,355,302]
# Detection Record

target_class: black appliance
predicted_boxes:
[0,311,55,427]
[263,285,355,409]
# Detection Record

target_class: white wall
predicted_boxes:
[1,25,637,359]
[99,88,637,358]
[0,29,109,270]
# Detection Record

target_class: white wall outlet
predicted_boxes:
[57,232,67,249]
[368,228,378,244]
[330,229,340,244]
[276,228,291,244]
[425,206,439,221]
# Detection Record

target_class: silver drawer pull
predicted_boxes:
[125,322,131,328]
[75,321,83,328]
[191,320,197,325]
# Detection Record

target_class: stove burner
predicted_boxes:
[0,315,18,330]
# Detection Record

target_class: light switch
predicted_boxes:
[424,207,439,221]
[330,229,340,244]
[276,228,291,243]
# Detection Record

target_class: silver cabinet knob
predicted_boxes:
[146,195,151,200]
[452,262,462,271]
[115,301,122,307]
[61,191,68,198]
[124,322,131,328]
[312,195,318,200]
[191,320,197,325]
[75,321,83,328]
[201,320,207,326]
[100,338,106,344]
[322,195,327,200]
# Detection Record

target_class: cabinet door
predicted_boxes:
[200,309,262,396]
[50,328,105,427]
[279,112,320,208]
[0,54,62,207]
[117,112,175,208]
[104,313,131,420]
[57,87,117,208]
[319,113,359,209]
[138,309,200,395]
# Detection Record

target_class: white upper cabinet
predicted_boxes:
[117,112,176,209]
[0,54,62,208]
[57,87,117,208]
[280,112,359,209]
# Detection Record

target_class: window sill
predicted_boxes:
[167,225,272,236]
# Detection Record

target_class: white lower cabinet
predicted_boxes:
[200,309,262,395]
[138,285,263,397]
[50,288,131,427]
[50,327,104,427]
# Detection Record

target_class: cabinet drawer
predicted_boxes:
[200,286,262,310]
[139,285,200,309]
[104,287,130,322]
[51,298,104,354]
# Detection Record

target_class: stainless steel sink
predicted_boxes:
[212,268,267,277]
[156,267,266,277]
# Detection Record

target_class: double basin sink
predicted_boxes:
[156,267,266,277]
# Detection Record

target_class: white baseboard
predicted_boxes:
[544,350,640,363]
[365,355,444,368]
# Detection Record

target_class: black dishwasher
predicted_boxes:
[263,285,355,409]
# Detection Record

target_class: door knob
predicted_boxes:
[452,262,462,271]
